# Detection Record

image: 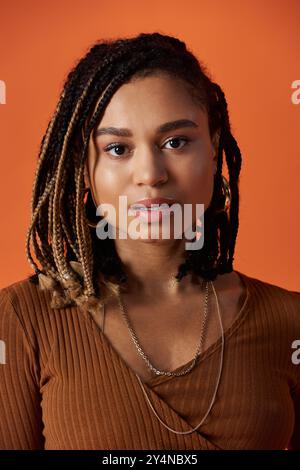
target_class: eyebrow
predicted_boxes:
[95,119,199,137]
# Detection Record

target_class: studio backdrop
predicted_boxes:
[0,0,299,290]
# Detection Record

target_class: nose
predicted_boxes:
[132,146,168,186]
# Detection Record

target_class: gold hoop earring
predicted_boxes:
[84,187,100,228]
[87,219,98,228]
[222,175,231,212]
[216,175,231,214]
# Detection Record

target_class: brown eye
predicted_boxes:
[163,137,190,150]
[104,143,128,158]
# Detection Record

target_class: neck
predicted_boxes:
[113,237,203,298]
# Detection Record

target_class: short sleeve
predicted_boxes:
[0,288,45,449]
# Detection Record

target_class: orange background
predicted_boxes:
[0,0,299,291]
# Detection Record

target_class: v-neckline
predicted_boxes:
[83,270,253,389]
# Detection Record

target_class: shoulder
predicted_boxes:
[239,270,300,331]
[239,272,300,384]
[240,270,300,307]
[0,274,58,348]
[0,273,53,314]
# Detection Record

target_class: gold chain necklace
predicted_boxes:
[112,279,224,435]
[115,278,210,377]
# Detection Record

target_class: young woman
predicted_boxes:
[0,32,299,450]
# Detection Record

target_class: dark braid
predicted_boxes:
[26,32,242,314]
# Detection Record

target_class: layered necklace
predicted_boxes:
[107,276,224,435]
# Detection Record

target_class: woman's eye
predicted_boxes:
[104,137,190,159]
[104,143,128,158]
[163,137,190,150]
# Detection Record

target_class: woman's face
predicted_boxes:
[85,72,219,242]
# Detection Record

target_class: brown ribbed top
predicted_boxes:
[0,271,299,450]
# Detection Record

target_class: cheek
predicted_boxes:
[92,162,126,206]
[178,156,215,210]
[190,168,214,207]
[91,162,130,228]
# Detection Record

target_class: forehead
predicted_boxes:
[94,73,208,134]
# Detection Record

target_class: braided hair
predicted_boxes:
[26,32,242,315]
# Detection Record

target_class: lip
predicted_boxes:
[130,197,177,209]
[133,207,172,223]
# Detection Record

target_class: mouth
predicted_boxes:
[129,197,177,210]
[129,203,172,211]
[128,204,173,223]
